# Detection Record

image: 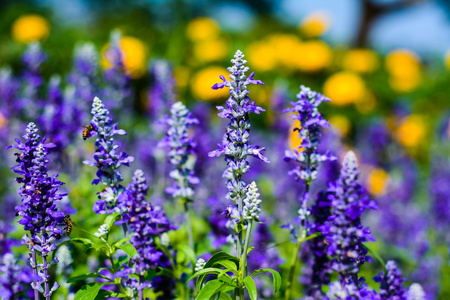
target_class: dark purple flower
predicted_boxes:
[320,151,377,280]
[374,260,407,300]
[8,122,67,298]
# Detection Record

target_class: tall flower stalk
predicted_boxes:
[159,101,199,252]
[8,122,67,300]
[209,50,268,300]
[83,97,134,215]
[283,85,334,300]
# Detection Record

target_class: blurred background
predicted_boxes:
[0,0,450,299]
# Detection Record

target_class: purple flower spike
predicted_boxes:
[320,151,377,280]
[209,50,268,219]
[374,260,407,300]
[8,122,67,298]
[159,101,199,201]
[83,97,134,214]
[116,170,174,294]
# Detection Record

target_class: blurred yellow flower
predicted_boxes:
[395,115,426,148]
[247,34,303,72]
[329,114,351,136]
[0,111,8,128]
[288,121,303,151]
[323,72,366,106]
[366,168,389,196]
[296,40,332,72]
[193,38,229,63]
[299,11,330,38]
[186,17,220,42]
[343,49,379,73]
[102,36,148,79]
[385,49,422,92]
[191,66,229,101]
[12,14,50,44]
[445,50,450,71]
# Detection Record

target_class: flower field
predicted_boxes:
[0,1,449,299]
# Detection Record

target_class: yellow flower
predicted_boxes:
[288,121,303,151]
[343,49,379,73]
[191,66,229,101]
[385,49,422,92]
[12,14,50,44]
[299,11,330,38]
[266,34,303,70]
[193,38,229,63]
[329,114,351,136]
[445,50,450,71]
[296,40,332,72]
[246,41,278,72]
[323,72,366,106]
[102,36,148,79]
[395,114,426,148]
[186,17,220,42]
[366,168,389,196]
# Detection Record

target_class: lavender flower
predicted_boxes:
[283,85,334,185]
[20,42,46,119]
[327,281,380,300]
[0,67,20,119]
[116,170,174,295]
[320,151,377,280]
[148,59,177,118]
[0,253,35,300]
[83,97,134,214]
[374,260,407,300]
[159,101,200,201]
[8,122,67,298]
[101,30,132,111]
[208,50,268,234]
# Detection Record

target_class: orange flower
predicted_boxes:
[323,72,366,106]
[191,66,229,101]
[12,14,50,44]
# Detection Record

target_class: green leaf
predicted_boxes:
[120,244,137,258]
[74,282,111,300]
[215,260,238,273]
[111,237,131,250]
[104,213,122,231]
[94,289,129,299]
[67,273,113,283]
[204,251,240,269]
[58,238,94,249]
[195,279,225,300]
[250,268,281,294]
[217,292,233,300]
[244,277,257,300]
[187,267,223,283]
[362,242,387,273]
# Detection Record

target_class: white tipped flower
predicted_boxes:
[94,224,109,238]
[195,258,206,272]
[242,181,262,221]
[407,283,425,300]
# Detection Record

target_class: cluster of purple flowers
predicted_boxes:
[159,101,200,201]
[116,170,174,295]
[321,151,378,280]
[8,122,67,298]
[83,97,134,214]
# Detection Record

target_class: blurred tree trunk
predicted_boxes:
[355,0,428,48]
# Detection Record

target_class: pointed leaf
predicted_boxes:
[119,244,137,258]
[217,292,233,300]
[187,267,223,283]
[74,282,111,300]
[104,213,122,231]
[362,242,387,273]
[250,268,281,294]
[67,273,113,283]
[244,277,257,300]
[195,279,225,300]
[204,251,240,269]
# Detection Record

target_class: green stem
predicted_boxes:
[285,184,310,300]
[242,221,253,277]
[184,202,195,254]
